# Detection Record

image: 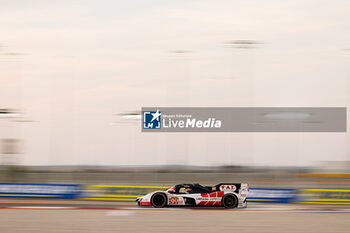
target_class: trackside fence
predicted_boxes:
[0,183,81,199]
[1,183,350,204]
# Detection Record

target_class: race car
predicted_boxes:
[136,183,249,208]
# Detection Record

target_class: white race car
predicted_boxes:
[136,183,249,208]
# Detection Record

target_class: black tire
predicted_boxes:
[151,192,167,208]
[222,194,238,208]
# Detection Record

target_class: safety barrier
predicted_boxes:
[80,185,297,203]
[297,189,350,205]
[80,185,170,201]
[298,173,350,178]
[247,188,296,203]
[0,183,81,199]
[1,183,349,205]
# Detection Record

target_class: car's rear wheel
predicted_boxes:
[151,192,167,208]
[222,194,238,208]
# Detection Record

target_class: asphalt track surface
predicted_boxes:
[1,200,350,233]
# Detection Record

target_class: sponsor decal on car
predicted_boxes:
[140,202,151,206]
[198,191,224,205]
[169,196,184,205]
[219,185,236,192]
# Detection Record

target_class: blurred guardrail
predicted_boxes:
[79,186,297,203]
[0,183,81,199]
[297,189,350,205]
[1,183,350,205]
[298,173,350,178]
[80,185,170,201]
[247,188,296,203]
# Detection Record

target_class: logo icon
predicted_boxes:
[219,185,236,191]
[143,110,161,129]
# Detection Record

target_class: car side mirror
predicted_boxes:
[168,189,175,193]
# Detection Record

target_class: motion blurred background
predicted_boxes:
[0,1,350,232]
[1,0,349,184]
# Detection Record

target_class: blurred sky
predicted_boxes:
[0,0,349,166]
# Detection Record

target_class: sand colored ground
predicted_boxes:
[1,208,350,233]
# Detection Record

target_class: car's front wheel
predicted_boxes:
[151,192,167,208]
[222,194,238,208]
